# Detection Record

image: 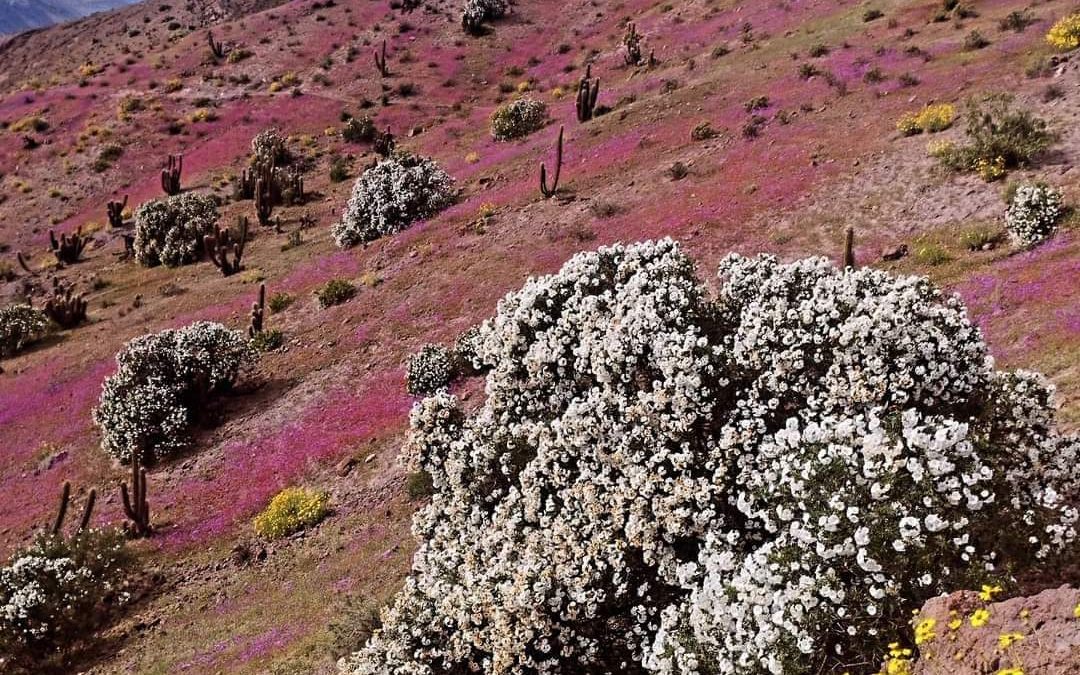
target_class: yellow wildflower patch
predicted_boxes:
[1046,13,1080,51]
[253,486,329,539]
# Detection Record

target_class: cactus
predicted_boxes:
[623,22,643,66]
[107,195,128,228]
[120,451,152,537]
[844,227,856,269]
[203,216,248,276]
[51,481,96,536]
[43,279,88,328]
[161,154,183,196]
[208,31,225,60]
[281,167,305,205]
[49,227,88,264]
[374,126,395,157]
[15,251,36,276]
[540,126,564,198]
[255,177,274,226]
[233,166,258,200]
[249,283,265,337]
[374,39,389,77]
[576,65,600,123]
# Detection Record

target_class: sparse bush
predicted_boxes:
[914,241,952,265]
[0,530,130,671]
[963,30,990,50]
[0,305,49,358]
[1005,183,1063,248]
[268,291,294,313]
[316,279,356,308]
[330,156,351,183]
[251,329,284,352]
[999,10,1034,33]
[93,321,255,463]
[405,471,434,499]
[332,152,455,248]
[489,97,547,141]
[690,121,718,141]
[934,95,1053,175]
[330,596,383,660]
[863,8,884,21]
[253,487,329,539]
[406,344,454,395]
[132,192,219,268]
[338,240,1078,675]
[342,115,376,143]
[1046,12,1080,51]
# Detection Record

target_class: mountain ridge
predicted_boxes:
[0,0,140,35]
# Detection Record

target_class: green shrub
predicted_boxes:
[489,97,547,140]
[316,279,356,308]
[915,241,952,266]
[268,291,294,313]
[405,470,434,499]
[934,95,1054,175]
[342,115,376,143]
[329,596,383,659]
[251,329,284,352]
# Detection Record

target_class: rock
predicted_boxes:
[911,585,1080,674]
[335,456,357,476]
[881,244,909,261]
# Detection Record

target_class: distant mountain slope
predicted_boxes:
[0,0,139,35]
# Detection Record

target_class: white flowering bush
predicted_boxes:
[338,239,1078,675]
[1005,183,1063,248]
[0,530,129,670]
[133,192,219,268]
[251,127,290,166]
[406,344,455,396]
[490,97,548,141]
[332,152,455,248]
[0,304,49,357]
[93,321,256,463]
[462,0,507,33]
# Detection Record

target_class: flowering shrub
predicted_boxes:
[338,240,1078,675]
[454,325,484,376]
[490,98,547,140]
[0,530,129,670]
[462,0,507,33]
[0,304,49,357]
[897,103,955,135]
[251,127,290,166]
[93,321,255,463]
[133,192,219,268]
[405,344,454,396]
[1046,13,1080,51]
[332,152,455,248]
[1005,183,1063,248]
[934,95,1053,177]
[316,279,357,308]
[253,487,329,539]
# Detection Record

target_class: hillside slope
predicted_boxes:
[0,0,1077,672]
[0,0,140,35]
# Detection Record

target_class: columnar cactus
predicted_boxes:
[576,65,600,122]
[623,22,643,65]
[203,216,248,276]
[43,280,88,329]
[207,31,225,60]
[120,451,152,537]
[249,283,265,337]
[107,196,128,228]
[161,154,183,196]
[374,39,389,77]
[255,178,274,226]
[844,227,856,269]
[49,227,88,264]
[540,126,564,198]
[51,481,96,536]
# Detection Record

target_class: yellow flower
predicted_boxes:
[1073,603,1080,619]
[971,608,991,628]
[1046,13,1080,51]
[884,656,913,675]
[914,618,937,645]
[997,669,1024,675]
[979,584,1004,602]
[997,632,1024,649]
[253,486,329,539]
